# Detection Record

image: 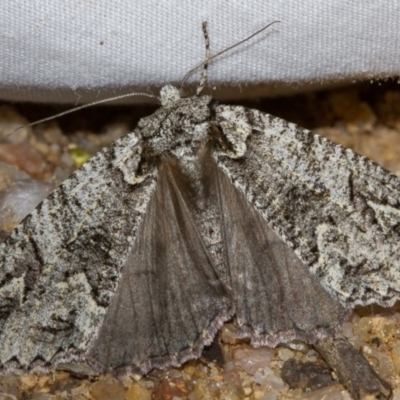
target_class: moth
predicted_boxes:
[0,22,397,399]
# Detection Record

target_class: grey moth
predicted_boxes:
[0,22,397,399]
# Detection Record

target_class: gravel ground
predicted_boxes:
[0,82,399,399]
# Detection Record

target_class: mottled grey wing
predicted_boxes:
[0,132,156,371]
[214,105,400,308]
[212,162,348,346]
[87,160,231,375]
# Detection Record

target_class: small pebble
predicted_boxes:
[0,105,31,142]
[278,348,294,362]
[341,322,353,339]
[391,343,400,374]
[168,369,182,379]
[219,324,241,345]
[19,376,38,392]
[143,380,154,389]
[392,387,400,400]
[243,386,252,396]
[262,392,278,400]
[304,350,319,363]
[0,161,30,191]
[287,342,309,353]
[0,394,18,400]
[281,359,335,391]
[0,179,53,233]
[0,376,20,400]
[269,375,285,391]
[30,395,58,400]
[0,143,48,178]
[340,390,352,400]
[232,345,274,375]
[253,389,267,399]
[362,345,395,380]
[253,366,275,386]
[90,375,125,400]
[152,378,188,400]
[126,384,151,400]
[292,384,343,400]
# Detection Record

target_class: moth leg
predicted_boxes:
[314,336,392,400]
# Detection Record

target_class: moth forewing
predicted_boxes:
[216,105,400,308]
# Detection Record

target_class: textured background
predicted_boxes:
[1,0,400,103]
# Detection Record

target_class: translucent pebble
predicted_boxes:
[243,387,252,396]
[0,179,53,233]
[354,316,397,344]
[152,378,188,400]
[0,375,21,399]
[253,367,275,386]
[353,317,372,342]
[391,343,400,374]
[392,387,400,400]
[253,389,277,400]
[224,361,235,371]
[304,350,319,362]
[362,345,394,380]
[292,384,343,400]
[0,105,31,143]
[220,324,241,344]
[0,161,30,191]
[126,384,151,400]
[340,390,352,400]
[341,322,353,339]
[232,345,274,375]
[90,375,126,400]
[29,395,58,400]
[143,380,154,389]
[287,342,309,353]
[0,143,47,178]
[188,380,243,400]
[269,375,285,391]
[278,348,294,362]
[260,391,278,400]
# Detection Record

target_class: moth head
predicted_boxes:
[159,85,181,107]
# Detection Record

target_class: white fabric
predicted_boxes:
[1,0,400,103]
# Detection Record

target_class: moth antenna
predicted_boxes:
[8,92,158,137]
[181,20,281,94]
[196,21,211,96]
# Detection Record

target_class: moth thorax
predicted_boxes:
[173,154,203,182]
